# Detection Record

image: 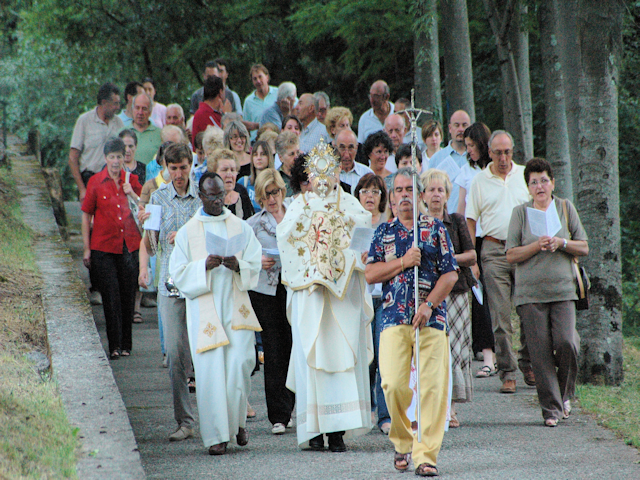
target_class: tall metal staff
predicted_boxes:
[397,89,431,442]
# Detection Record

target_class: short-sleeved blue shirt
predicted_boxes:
[367,215,459,333]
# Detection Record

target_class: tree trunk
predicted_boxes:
[537,0,572,199]
[414,0,442,123]
[557,0,581,193]
[483,0,528,164]
[575,0,624,386]
[440,0,476,123]
[508,2,533,161]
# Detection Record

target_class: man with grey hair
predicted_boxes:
[296,93,329,152]
[365,167,458,477]
[260,82,296,128]
[465,130,533,394]
[314,91,330,124]
[165,104,186,129]
[128,92,162,165]
[357,80,394,143]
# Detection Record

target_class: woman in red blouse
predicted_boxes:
[81,138,143,359]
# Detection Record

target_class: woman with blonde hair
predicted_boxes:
[421,168,477,428]
[324,107,353,140]
[247,169,294,435]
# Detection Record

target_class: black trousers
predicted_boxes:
[92,244,139,353]
[472,236,496,353]
[249,284,295,425]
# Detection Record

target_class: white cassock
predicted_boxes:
[170,207,262,447]
[277,187,374,447]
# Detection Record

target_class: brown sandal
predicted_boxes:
[415,463,438,476]
[394,451,411,471]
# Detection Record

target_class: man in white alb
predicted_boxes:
[277,140,374,452]
[169,172,263,455]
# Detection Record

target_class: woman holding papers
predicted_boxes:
[421,169,477,428]
[247,169,295,435]
[81,138,142,359]
[506,158,588,427]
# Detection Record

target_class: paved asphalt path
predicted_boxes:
[65,201,639,479]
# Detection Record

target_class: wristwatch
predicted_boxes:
[562,238,568,250]
[425,300,434,309]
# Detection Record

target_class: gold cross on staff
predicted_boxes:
[395,89,433,173]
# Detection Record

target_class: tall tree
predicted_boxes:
[483,0,532,164]
[575,0,625,386]
[537,0,572,199]
[413,0,442,122]
[557,0,581,190]
[508,2,533,160]
[439,0,476,122]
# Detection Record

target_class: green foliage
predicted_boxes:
[619,3,640,336]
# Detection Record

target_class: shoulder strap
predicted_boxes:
[562,200,572,241]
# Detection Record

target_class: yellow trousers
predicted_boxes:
[379,324,449,466]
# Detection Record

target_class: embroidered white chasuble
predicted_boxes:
[277,188,374,446]
[169,207,262,447]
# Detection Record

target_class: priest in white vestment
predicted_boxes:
[169,172,263,456]
[276,138,374,452]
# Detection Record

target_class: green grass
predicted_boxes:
[576,338,640,449]
[0,355,78,479]
[0,167,78,478]
[0,167,37,272]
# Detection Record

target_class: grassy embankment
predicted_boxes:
[0,166,78,478]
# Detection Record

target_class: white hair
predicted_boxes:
[277,82,297,102]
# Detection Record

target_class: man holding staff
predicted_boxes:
[365,168,458,477]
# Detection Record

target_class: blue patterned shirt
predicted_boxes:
[367,215,459,332]
[149,180,201,296]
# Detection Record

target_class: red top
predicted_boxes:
[81,169,143,254]
[191,102,222,151]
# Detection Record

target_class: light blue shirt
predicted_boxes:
[356,102,395,143]
[299,118,330,153]
[118,111,133,128]
[339,162,374,194]
[427,142,468,214]
[243,86,278,140]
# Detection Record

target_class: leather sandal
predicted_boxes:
[415,463,439,476]
[475,365,495,378]
[544,417,558,427]
[394,451,411,471]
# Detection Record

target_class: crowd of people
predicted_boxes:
[69,60,589,476]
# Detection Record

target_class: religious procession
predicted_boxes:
[69,64,590,477]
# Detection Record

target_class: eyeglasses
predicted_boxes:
[492,149,512,157]
[360,189,381,196]
[528,178,551,187]
[264,188,282,199]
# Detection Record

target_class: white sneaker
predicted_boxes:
[272,423,286,435]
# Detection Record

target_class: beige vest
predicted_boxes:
[185,214,261,354]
